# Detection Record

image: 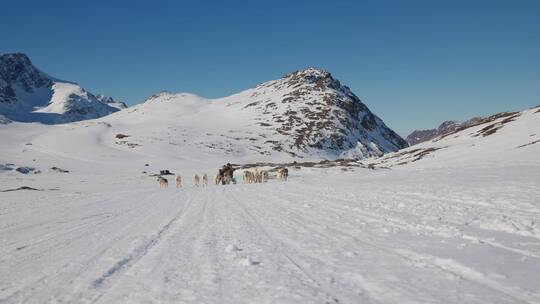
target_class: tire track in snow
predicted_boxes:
[255,188,540,303]
[85,191,196,303]
[93,187,230,303]
[1,191,167,303]
[1,190,162,263]
[226,191,342,304]
[274,187,540,261]
[239,188,419,303]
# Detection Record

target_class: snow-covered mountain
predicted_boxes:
[371,106,540,167]
[0,53,124,124]
[95,94,127,110]
[105,68,407,160]
[406,117,484,145]
[1,104,539,303]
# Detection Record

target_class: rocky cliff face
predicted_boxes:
[0,53,53,104]
[0,53,124,123]
[242,68,408,158]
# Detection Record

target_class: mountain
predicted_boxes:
[104,68,407,160]
[370,106,540,167]
[406,117,483,145]
[95,94,128,110]
[1,78,539,303]
[0,53,124,123]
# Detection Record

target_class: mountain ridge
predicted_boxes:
[406,117,484,145]
[0,53,123,124]
[104,67,407,160]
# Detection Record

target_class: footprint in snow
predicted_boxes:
[239,255,260,266]
[224,244,260,266]
[343,251,358,258]
[225,244,242,253]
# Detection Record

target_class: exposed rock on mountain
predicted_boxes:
[106,68,407,160]
[0,53,123,123]
[406,117,483,145]
[96,94,127,110]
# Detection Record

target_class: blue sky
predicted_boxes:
[2,0,539,135]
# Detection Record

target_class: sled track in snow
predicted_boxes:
[86,192,197,303]
[252,187,540,303]
[227,191,341,304]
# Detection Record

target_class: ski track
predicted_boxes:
[1,169,540,303]
[246,188,539,303]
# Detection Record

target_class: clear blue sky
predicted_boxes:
[2,0,539,136]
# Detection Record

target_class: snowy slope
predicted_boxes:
[370,106,540,168]
[102,68,407,161]
[0,53,123,124]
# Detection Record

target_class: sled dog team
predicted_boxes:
[157,167,288,188]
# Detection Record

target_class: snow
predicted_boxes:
[0,105,539,303]
[370,107,540,168]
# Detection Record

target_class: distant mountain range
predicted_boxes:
[0,52,408,159]
[1,53,538,165]
[0,53,125,124]
[406,117,484,146]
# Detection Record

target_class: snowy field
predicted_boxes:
[1,107,540,303]
[2,165,540,303]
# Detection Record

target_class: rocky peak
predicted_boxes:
[437,121,459,133]
[245,68,408,157]
[281,68,344,92]
[0,53,122,123]
[0,53,52,95]
[95,94,114,104]
[96,94,128,110]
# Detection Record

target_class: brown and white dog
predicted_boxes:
[222,175,232,185]
[277,168,288,181]
[158,176,168,188]
[202,173,208,187]
[254,168,262,183]
[243,170,254,184]
[193,174,200,187]
[175,175,182,188]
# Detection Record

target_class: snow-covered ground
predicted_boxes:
[1,106,539,303]
[1,165,540,303]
